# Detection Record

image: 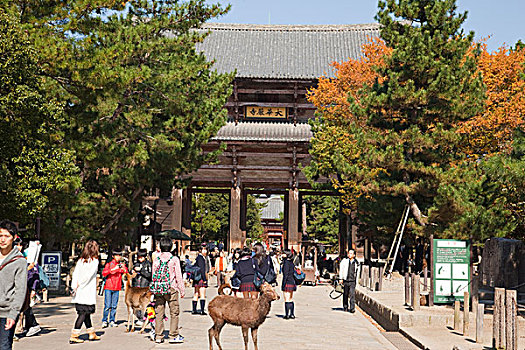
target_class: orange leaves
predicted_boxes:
[458,44,525,155]
[307,38,391,124]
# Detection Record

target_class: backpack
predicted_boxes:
[38,265,50,290]
[185,264,202,282]
[149,257,172,295]
[264,256,277,284]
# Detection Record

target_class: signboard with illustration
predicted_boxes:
[41,252,62,291]
[433,239,470,303]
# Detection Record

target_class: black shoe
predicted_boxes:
[283,315,289,320]
[191,310,199,315]
[343,307,348,312]
[200,310,207,315]
[289,315,295,319]
[349,309,355,313]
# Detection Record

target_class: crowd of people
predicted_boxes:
[0,219,358,349]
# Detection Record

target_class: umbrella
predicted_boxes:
[155,229,191,240]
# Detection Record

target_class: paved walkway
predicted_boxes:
[14,280,399,350]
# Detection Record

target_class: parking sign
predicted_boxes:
[41,252,62,291]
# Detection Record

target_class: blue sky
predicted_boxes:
[208,0,524,51]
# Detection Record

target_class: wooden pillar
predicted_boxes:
[412,273,420,311]
[288,188,300,252]
[429,234,434,306]
[472,275,479,318]
[463,291,470,336]
[350,211,358,251]
[172,188,183,231]
[229,186,243,250]
[404,272,411,306]
[181,187,192,234]
[301,201,307,238]
[476,303,484,343]
[493,287,506,349]
[454,300,461,330]
[505,289,518,350]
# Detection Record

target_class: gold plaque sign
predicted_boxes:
[245,106,287,119]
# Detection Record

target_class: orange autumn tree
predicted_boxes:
[459,44,525,155]
[305,39,392,211]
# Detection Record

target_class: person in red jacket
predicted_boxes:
[101,249,128,328]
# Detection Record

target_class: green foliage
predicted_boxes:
[307,0,486,244]
[428,129,525,242]
[0,9,79,225]
[191,193,265,244]
[4,1,233,243]
[303,196,339,247]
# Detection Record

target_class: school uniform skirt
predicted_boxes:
[282,284,297,292]
[239,282,257,292]
[193,279,208,288]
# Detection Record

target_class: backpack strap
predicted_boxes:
[0,255,24,271]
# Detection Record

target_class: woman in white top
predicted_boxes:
[69,240,100,344]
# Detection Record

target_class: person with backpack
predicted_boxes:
[253,242,276,288]
[232,247,257,299]
[0,220,28,350]
[191,246,209,315]
[150,238,185,344]
[281,249,297,319]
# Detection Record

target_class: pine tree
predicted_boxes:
[5,0,233,243]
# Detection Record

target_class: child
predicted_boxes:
[101,248,128,328]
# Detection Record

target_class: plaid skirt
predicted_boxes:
[193,279,208,288]
[282,284,297,292]
[239,282,257,292]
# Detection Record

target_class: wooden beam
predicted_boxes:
[225,101,316,109]
[191,188,230,194]
[210,151,311,159]
[237,88,308,95]
[200,164,293,171]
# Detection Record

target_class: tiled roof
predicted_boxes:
[212,121,312,142]
[197,23,380,79]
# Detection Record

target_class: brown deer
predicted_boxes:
[208,282,280,350]
[123,272,152,333]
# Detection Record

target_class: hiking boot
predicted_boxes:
[87,328,100,341]
[69,329,84,344]
[169,335,184,344]
[25,325,41,337]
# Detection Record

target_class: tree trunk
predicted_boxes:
[406,195,426,226]
[100,186,144,235]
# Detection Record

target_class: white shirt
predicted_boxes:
[71,258,99,305]
[339,257,360,281]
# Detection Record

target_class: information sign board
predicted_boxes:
[41,252,62,291]
[433,239,470,303]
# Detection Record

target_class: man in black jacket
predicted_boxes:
[339,249,359,313]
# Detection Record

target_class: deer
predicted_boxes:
[208,282,280,350]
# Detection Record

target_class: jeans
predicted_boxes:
[342,281,356,311]
[102,289,119,323]
[0,317,17,350]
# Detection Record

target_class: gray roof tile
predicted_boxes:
[212,121,312,142]
[197,23,380,79]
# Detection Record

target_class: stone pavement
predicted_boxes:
[356,273,525,350]
[14,279,402,350]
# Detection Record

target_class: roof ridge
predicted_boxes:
[201,22,380,32]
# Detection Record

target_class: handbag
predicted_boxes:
[264,257,277,284]
[253,270,264,288]
[293,268,305,285]
[329,281,344,299]
[185,265,202,282]
[231,276,241,288]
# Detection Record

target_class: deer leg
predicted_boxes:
[138,306,148,334]
[208,325,215,350]
[214,321,225,350]
[125,307,131,332]
[130,307,135,332]
[251,328,258,350]
[241,327,249,350]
